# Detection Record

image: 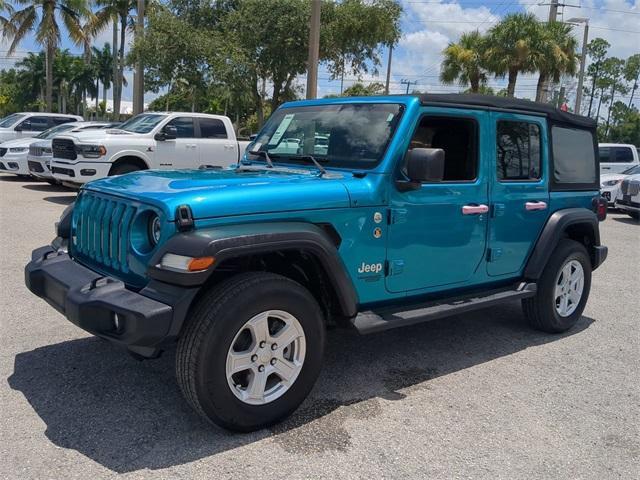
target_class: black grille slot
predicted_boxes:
[28,161,44,173]
[0,148,6,157]
[0,162,5,169]
[52,166,75,177]
[52,138,77,160]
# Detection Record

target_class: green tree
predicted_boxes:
[440,30,487,93]
[15,52,46,109]
[339,81,385,97]
[1,0,14,35]
[585,38,610,117]
[533,21,578,102]
[6,0,93,112]
[624,54,640,108]
[605,102,640,144]
[601,58,628,135]
[485,13,540,97]
[91,43,114,117]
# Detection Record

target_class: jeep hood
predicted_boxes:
[84,168,362,220]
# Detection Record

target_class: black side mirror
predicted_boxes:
[398,148,445,191]
[155,124,177,141]
[15,121,30,132]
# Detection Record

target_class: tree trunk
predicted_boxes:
[628,75,638,108]
[112,21,118,119]
[535,73,547,102]
[470,77,479,93]
[114,13,127,120]
[595,87,605,123]
[39,85,45,112]
[507,68,518,97]
[605,86,616,136]
[253,74,264,128]
[587,69,599,117]
[45,40,54,112]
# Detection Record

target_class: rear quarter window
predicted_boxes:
[551,126,597,188]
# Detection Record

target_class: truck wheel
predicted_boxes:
[522,239,592,333]
[109,162,141,176]
[176,272,325,431]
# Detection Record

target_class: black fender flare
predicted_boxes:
[147,222,358,317]
[524,208,604,279]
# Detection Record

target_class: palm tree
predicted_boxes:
[533,22,578,102]
[485,13,540,97]
[15,52,46,110]
[91,43,114,117]
[440,31,488,93]
[1,0,14,35]
[6,0,93,112]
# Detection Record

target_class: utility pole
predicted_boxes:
[400,78,417,95]
[384,45,393,95]
[133,0,145,114]
[306,0,321,99]
[568,18,589,114]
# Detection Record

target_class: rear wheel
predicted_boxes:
[522,239,592,333]
[176,272,325,431]
[628,211,639,220]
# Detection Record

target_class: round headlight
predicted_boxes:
[149,215,162,246]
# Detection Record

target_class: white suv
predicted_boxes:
[615,174,640,219]
[0,112,83,143]
[50,112,251,185]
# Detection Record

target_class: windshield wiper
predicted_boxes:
[289,154,327,176]
[248,149,275,168]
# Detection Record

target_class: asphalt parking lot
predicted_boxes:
[0,173,638,479]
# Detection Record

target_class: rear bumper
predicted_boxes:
[25,245,198,357]
[592,245,608,270]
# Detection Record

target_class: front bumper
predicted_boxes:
[27,155,55,180]
[615,199,640,213]
[51,159,112,184]
[25,245,198,357]
[0,152,29,175]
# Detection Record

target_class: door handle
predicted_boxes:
[525,201,548,211]
[462,204,489,215]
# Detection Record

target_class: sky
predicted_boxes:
[1,0,638,111]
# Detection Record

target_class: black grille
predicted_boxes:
[0,162,5,169]
[0,148,7,157]
[28,161,44,173]
[52,138,77,160]
[52,166,75,178]
[29,145,45,157]
[621,180,629,195]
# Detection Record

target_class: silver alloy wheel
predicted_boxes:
[554,259,584,317]
[225,310,306,405]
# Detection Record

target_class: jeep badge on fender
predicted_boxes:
[25,94,607,432]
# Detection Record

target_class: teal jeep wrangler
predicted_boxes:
[25,94,608,431]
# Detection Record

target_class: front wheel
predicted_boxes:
[176,272,325,431]
[522,239,592,333]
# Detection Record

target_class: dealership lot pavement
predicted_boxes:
[1,173,638,479]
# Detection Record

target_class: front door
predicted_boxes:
[154,116,198,169]
[196,117,238,168]
[386,109,490,293]
[487,112,550,276]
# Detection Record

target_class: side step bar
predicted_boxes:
[352,282,537,334]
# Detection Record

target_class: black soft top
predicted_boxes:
[417,93,596,129]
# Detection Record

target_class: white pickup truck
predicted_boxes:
[598,143,639,174]
[50,112,251,185]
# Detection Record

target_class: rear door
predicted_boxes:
[600,146,637,173]
[487,112,550,277]
[196,117,238,167]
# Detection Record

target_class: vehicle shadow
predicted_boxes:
[42,195,77,205]
[8,303,594,473]
[22,183,71,193]
[612,216,639,225]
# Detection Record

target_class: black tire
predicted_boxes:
[628,212,639,220]
[109,162,142,176]
[176,272,325,431]
[45,178,60,186]
[522,239,592,333]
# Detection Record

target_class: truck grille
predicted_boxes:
[72,193,138,274]
[620,180,639,196]
[29,145,46,157]
[52,138,77,160]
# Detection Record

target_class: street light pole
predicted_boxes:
[574,20,589,114]
[306,0,321,99]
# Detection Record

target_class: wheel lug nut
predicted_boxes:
[270,358,277,365]
[271,343,278,351]
[251,354,258,362]
[258,365,265,372]
[259,341,266,348]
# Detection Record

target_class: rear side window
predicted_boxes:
[599,146,634,163]
[552,126,596,185]
[497,121,541,181]
[24,116,50,131]
[199,118,228,139]
[167,117,195,138]
[52,117,77,126]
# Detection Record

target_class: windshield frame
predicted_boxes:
[0,113,26,128]
[118,113,168,134]
[247,102,405,170]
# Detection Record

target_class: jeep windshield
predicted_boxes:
[118,113,166,134]
[248,103,403,169]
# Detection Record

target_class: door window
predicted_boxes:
[599,146,633,163]
[166,117,195,138]
[22,116,50,132]
[52,117,77,126]
[497,121,541,181]
[407,116,478,181]
[199,118,228,139]
[552,126,596,185]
